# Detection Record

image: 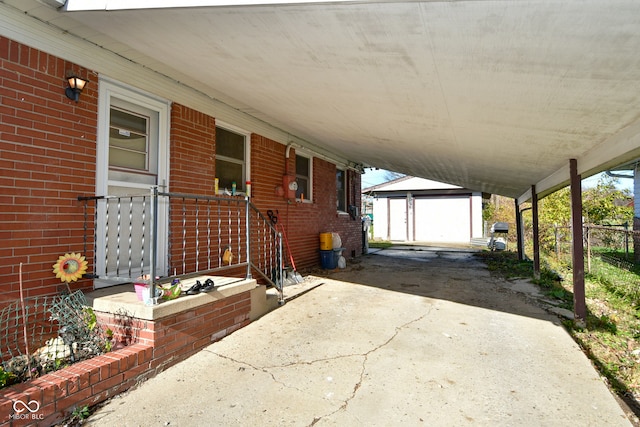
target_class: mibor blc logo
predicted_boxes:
[11,399,43,420]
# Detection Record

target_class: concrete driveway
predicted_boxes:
[86,247,632,426]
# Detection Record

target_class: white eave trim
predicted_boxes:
[517,119,640,205]
[64,0,358,11]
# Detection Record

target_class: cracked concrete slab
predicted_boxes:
[86,248,632,426]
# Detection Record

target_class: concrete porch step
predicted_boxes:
[251,276,327,320]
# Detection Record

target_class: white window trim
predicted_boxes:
[295,150,313,202]
[215,120,251,193]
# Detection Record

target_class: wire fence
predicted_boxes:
[0,291,111,388]
[540,223,640,304]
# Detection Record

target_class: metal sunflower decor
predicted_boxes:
[52,252,88,283]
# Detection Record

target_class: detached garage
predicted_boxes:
[364,176,484,244]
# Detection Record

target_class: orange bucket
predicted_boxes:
[319,232,333,250]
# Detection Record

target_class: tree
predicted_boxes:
[582,175,632,225]
[536,176,632,254]
[484,175,633,256]
[537,187,571,252]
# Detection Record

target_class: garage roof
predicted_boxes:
[5,0,640,203]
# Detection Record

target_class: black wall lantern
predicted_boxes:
[65,75,88,102]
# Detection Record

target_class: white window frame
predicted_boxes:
[295,151,313,202]
[215,121,251,194]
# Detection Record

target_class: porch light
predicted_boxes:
[65,75,88,102]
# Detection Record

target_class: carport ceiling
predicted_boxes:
[11,0,640,201]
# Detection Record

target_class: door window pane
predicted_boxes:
[109,107,149,171]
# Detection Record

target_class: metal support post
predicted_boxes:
[570,159,586,323]
[278,232,284,304]
[515,199,525,261]
[531,185,540,280]
[245,197,252,279]
[150,186,158,300]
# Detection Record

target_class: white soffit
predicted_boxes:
[5,0,640,201]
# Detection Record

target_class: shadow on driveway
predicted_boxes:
[325,247,553,323]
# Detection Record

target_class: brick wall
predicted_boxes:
[0,33,363,427]
[0,290,252,426]
[0,37,363,307]
[249,135,363,272]
[170,104,216,196]
[1,343,152,427]
[0,37,98,303]
[95,291,251,372]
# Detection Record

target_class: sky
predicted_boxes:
[361,168,399,189]
[582,171,634,192]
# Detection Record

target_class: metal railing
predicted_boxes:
[78,187,284,302]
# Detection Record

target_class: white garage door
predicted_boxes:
[414,196,470,243]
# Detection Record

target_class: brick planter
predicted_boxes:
[1,277,257,426]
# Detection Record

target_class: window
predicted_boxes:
[215,125,247,193]
[109,107,150,172]
[337,168,346,212]
[295,154,311,200]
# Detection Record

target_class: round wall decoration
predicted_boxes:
[52,252,88,283]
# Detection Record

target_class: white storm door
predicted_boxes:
[388,198,408,241]
[95,79,170,287]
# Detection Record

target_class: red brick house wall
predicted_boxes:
[0,37,98,304]
[249,134,362,271]
[0,36,362,302]
[0,34,363,427]
[170,104,216,196]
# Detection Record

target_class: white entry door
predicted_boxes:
[388,198,408,241]
[95,79,170,287]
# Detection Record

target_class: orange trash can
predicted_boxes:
[319,232,333,250]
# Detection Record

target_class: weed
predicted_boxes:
[0,366,16,388]
[71,404,91,422]
[368,240,393,249]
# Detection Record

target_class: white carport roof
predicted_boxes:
[4,0,640,203]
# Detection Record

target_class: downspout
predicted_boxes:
[285,142,293,175]
[605,170,634,179]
